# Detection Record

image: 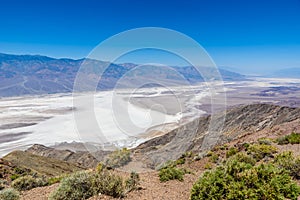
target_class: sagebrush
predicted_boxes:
[191,153,300,200]
[0,188,20,200]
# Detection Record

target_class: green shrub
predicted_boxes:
[0,179,6,190]
[226,153,256,176]
[13,167,28,176]
[285,132,300,144]
[49,170,125,200]
[226,147,238,158]
[204,163,212,170]
[0,188,20,200]
[9,167,31,181]
[247,144,277,161]
[277,132,300,145]
[206,151,214,157]
[242,143,250,149]
[207,151,219,163]
[96,162,104,173]
[191,153,300,200]
[91,171,124,198]
[47,176,65,185]
[9,174,20,181]
[11,175,47,191]
[215,145,227,151]
[159,166,186,182]
[229,152,256,166]
[125,171,140,192]
[175,158,185,165]
[277,136,289,145]
[105,148,131,169]
[191,167,226,200]
[49,171,94,200]
[258,137,273,145]
[274,151,300,179]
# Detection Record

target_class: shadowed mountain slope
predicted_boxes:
[0,53,245,96]
[134,103,300,168]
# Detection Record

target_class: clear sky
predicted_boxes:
[1,0,300,74]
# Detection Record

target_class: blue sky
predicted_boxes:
[0,0,300,74]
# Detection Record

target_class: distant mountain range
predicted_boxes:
[0,53,246,97]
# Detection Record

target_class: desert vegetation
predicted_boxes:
[11,175,47,191]
[105,148,131,169]
[191,152,300,200]
[247,144,278,161]
[190,133,300,200]
[273,151,300,179]
[158,154,192,182]
[49,166,140,200]
[0,188,20,200]
[277,132,300,145]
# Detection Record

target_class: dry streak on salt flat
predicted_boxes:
[0,85,209,156]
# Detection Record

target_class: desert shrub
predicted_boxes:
[11,175,47,191]
[285,132,300,144]
[0,179,6,190]
[105,148,131,169]
[0,188,20,200]
[47,175,65,185]
[242,142,250,149]
[9,174,20,181]
[159,166,186,182]
[175,158,186,165]
[258,137,273,145]
[204,163,212,170]
[49,170,125,200]
[49,171,94,200]
[274,151,300,179]
[226,153,256,176]
[191,166,226,200]
[191,153,300,200]
[277,136,288,145]
[91,171,124,198]
[206,151,214,157]
[226,147,238,158]
[96,162,104,173]
[229,152,256,165]
[9,167,31,181]
[207,151,219,163]
[247,144,277,161]
[182,151,194,158]
[13,167,28,176]
[277,132,300,145]
[214,144,227,151]
[125,171,140,192]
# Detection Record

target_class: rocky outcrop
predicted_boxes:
[26,144,110,168]
[134,104,300,168]
[3,151,84,177]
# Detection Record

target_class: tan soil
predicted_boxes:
[20,183,59,200]
[19,157,209,200]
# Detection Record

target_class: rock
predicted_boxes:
[133,104,300,168]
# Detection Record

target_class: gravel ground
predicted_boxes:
[20,184,59,200]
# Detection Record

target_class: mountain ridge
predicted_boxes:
[0,52,246,97]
